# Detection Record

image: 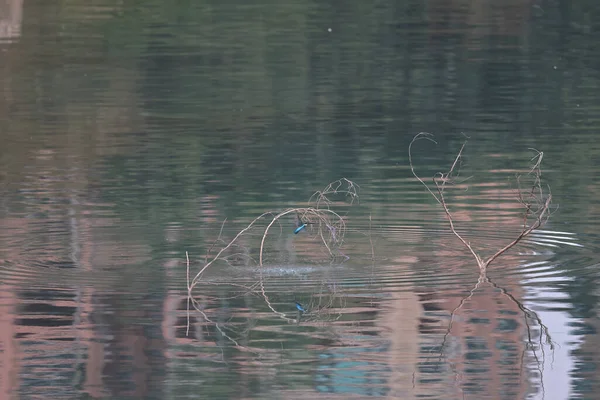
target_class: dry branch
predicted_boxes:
[186,178,359,337]
[409,133,555,394]
[409,132,552,270]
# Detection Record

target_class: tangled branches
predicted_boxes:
[186,178,359,337]
[409,133,556,395]
[409,132,552,271]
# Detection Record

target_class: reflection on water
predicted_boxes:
[2,0,600,398]
[0,0,22,43]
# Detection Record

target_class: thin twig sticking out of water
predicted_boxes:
[409,133,555,397]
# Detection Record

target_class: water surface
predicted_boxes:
[2,1,600,399]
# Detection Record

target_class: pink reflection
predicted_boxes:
[0,0,23,41]
[0,284,19,399]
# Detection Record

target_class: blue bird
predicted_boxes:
[294,212,310,234]
[295,302,306,313]
[294,223,307,234]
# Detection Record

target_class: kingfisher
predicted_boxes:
[295,302,307,313]
[294,212,310,234]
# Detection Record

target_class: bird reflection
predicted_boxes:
[295,302,306,313]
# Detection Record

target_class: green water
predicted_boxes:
[1,1,600,399]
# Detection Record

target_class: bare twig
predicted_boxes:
[205,218,228,264]
[186,251,190,337]
[409,133,555,394]
[409,133,552,270]
[186,178,359,336]
[409,133,441,204]
[189,211,276,289]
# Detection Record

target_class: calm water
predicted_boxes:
[1,1,600,399]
